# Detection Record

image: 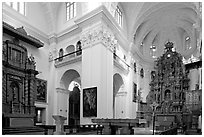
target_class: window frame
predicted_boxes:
[4,2,26,16]
[66,2,76,21]
[114,5,122,27]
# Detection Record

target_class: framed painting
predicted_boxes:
[36,78,47,102]
[83,87,97,117]
[133,82,137,102]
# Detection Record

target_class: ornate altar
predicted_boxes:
[2,22,43,129]
[146,41,190,127]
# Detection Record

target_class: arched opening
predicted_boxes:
[113,73,124,118]
[59,48,64,61]
[60,69,81,125]
[66,45,75,58]
[69,83,80,125]
[76,41,82,56]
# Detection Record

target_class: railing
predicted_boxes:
[54,50,82,62]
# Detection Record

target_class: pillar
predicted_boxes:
[80,23,117,124]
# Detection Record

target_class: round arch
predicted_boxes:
[113,73,125,118]
[60,69,81,125]
[60,69,81,90]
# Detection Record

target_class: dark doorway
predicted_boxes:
[69,86,80,125]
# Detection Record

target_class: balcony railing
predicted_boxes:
[55,50,82,62]
[113,53,129,72]
[54,50,82,68]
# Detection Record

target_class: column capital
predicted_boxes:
[80,24,118,52]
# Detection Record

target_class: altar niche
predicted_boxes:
[147,41,190,128]
[2,40,39,128]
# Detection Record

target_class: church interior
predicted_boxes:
[2,2,202,135]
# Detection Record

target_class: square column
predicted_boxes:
[81,24,117,124]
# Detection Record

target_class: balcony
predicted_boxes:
[54,50,82,68]
[113,53,129,74]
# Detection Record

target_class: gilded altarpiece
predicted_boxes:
[146,42,190,126]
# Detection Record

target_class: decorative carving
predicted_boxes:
[49,51,53,62]
[81,25,118,52]
[147,41,190,116]
[27,54,36,69]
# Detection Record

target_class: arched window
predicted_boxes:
[59,48,64,61]
[66,2,76,21]
[140,68,144,78]
[150,45,156,58]
[66,45,75,58]
[185,36,191,50]
[134,62,136,73]
[114,5,122,26]
[76,41,82,56]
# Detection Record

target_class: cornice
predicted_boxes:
[75,5,129,52]
[56,87,70,94]
[55,56,82,68]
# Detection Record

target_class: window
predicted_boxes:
[5,2,26,15]
[114,6,122,27]
[66,2,76,21]
[150,45,156,59]
[185,36,191,50]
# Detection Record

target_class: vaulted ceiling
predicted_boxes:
[120,2,201,64]
[38,2,201,64]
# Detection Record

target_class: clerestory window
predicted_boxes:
[66,2,76,21]
[5,2,26,15]
[114,6,122,27]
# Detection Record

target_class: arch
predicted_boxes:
[66,45,75,58]
[76,41,82,56]
[60,69,81,90]
[60,69,81,125]
[59,48,64,61]
[113,73,124,95]
[113,73,125,118]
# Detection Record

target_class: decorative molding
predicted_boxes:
[55,56,82,68]
[56,88,69,94]
[81,24,118,52]
[116,92,127,97]
[114,59,129,75]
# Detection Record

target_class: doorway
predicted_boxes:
[69,86,80,125]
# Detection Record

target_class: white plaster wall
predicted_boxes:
[26,2,49,34]
[81,43,113,124]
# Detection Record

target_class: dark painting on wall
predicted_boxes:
[36,78,47,102]
[83,87,97,117]
[133,82,137,102]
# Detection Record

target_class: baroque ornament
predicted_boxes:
[81,25,118,52]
